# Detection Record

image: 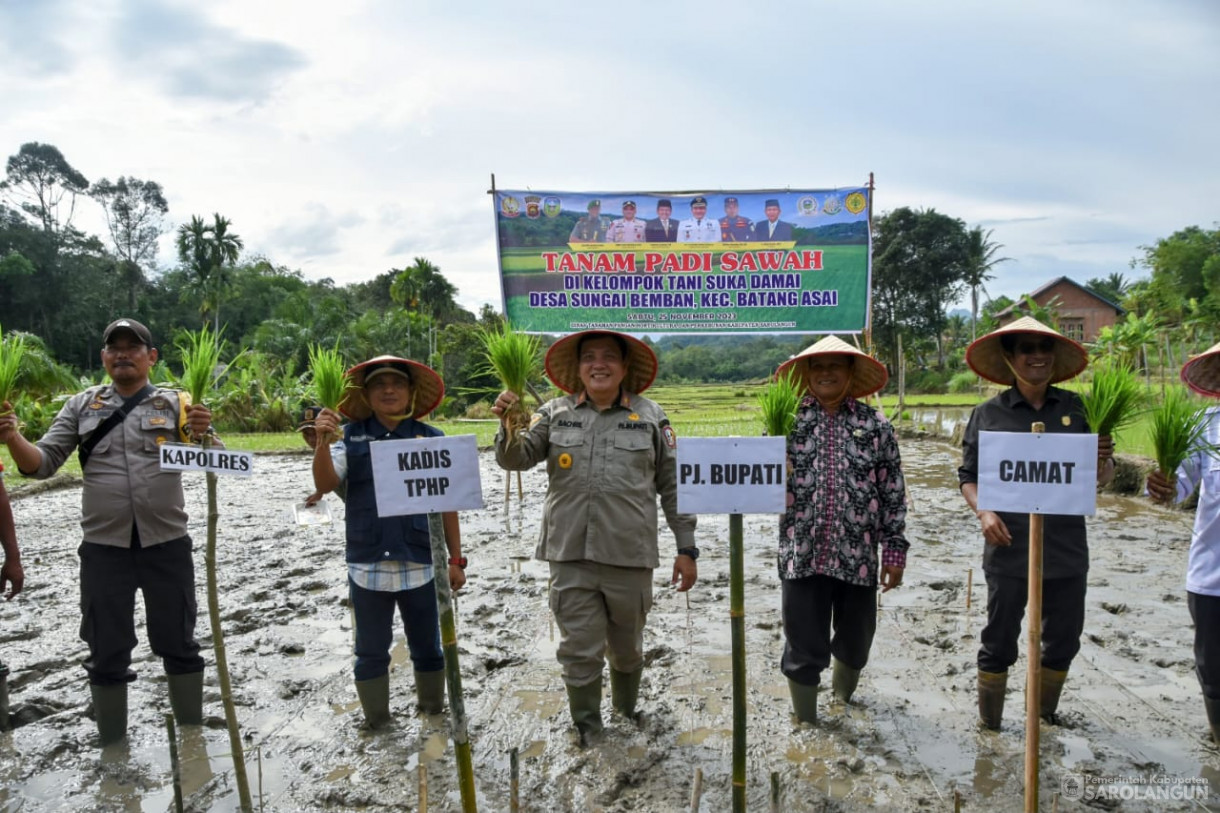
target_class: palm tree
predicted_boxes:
[175,214,243,332]
[963,227,1010,341]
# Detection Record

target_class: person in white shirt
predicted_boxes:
[604,200,646,243]
[1147,340,1220,747]
[677,196,721,242]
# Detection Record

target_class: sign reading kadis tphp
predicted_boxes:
[976,432,1098,516]
[368,434,484,516]
[677,437,787,514]
[493,188,871,334]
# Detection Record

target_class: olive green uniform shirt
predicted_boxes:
[496,391,696,568]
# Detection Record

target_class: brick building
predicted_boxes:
[995,276,1125,343]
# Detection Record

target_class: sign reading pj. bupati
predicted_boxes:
[493,188,871,334]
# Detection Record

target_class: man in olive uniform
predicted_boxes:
[569,199,609,243]
[719,196,753,242]
[0,318,215,747]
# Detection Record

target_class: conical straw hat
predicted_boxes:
[775,335,888,399]
[965,316,1087,385]
[544,330,658,395]
[339,355,445,421]
[1181,341,1220,397]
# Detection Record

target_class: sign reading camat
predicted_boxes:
[677,437,786,515]
[369,434,483,516]
[159,442,254,477]
[976,432,1098,516]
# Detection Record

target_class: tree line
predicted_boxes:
[3,141,1216,432]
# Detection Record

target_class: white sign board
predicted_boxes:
[369,434,483,516]
[677,436,786,514]
[159,443,255,477]
[977,431,1097,515]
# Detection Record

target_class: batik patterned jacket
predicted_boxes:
[779,396,909,586]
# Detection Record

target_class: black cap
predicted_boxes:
[691,196,708,207]
[657,199,672,208]
[298,405,324,430]
[765,199,781,208]
[102,318,152,347]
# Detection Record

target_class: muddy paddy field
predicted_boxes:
[1,437,1218,811]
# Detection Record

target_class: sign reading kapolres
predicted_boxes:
[493,188,871,334]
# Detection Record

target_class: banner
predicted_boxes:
[493,188,871,334]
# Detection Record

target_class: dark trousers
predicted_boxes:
[978,573,1086,673]
[780,574,877,686]
[1188,591,1220,701]
[79,537,205,685]
[349,577,443,682]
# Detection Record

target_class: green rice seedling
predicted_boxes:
[1080,362,1143,438]
[479,323,540,443]
[176,325,224,409]
[1149,387,1215,478]
[0,325,26,413]
[307,343,350,413]
[756,369,803,438]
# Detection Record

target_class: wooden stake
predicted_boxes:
[166,714,184,813]
[428,513,478,812]
[966,567,974,610]
[769,771,781,813]
[509,747,520,813]
[689,766,704,812]
[1025,421,1046,813]
[419,763,428,813]
[516,470,524,502]
[954,788,962,812]
[729,514,746,813]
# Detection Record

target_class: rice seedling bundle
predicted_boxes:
[1079,361,1143,438]
[479,323,540,443]
[756,369,803,438]
[307,343,350,412]
[176,325,223,407]
[1149,387,1212,477]
[0,324,25,412]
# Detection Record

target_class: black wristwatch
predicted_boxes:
[677,547,700,561]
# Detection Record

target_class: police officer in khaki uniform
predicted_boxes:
[604,200,646,243]
[0,318,214,747]
[492,330,697,744]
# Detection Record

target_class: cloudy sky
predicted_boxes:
[2,0,1217,316]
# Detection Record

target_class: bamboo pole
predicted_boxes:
[509,747,520,812]
[204,453,253,811]
[689,766,704,812]
[729,513,746,813]
[166,714,184,813]
[966,568,973,610]
[1024,421,1046,813]
[419,764,428,813]
[516,471,524,502]
[428,513,477,812]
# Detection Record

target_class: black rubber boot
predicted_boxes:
[90,683,128,746]
[355,674,391,729]
[1205,695,1220,747]
[977,670,1006,731]
[610,667,642,721]
[831,658,862,704]
[167,671,204,726]
[414,669,446,715]
[787,678,818,724]
[565,676,604,746]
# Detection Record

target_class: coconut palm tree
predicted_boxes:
[963,227,1010,341]
[175,214,243,332]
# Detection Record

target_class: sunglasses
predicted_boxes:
[1015,338,1056,355]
